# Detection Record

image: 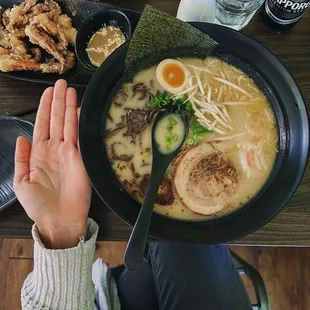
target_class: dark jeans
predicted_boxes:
[113,243,252,310]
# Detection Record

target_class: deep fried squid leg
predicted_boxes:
[0,9,11,55]
[22,0,38,12]
[9,34,29,57]
[0,28,11,50]
[3,6,28,38]
[29,47,42,62]
[1,9,10,29]
[25,23,65,65]
[58,14,77,45]
[0,56,41,72]
[41,50,75,73]
[0,47,9,56]
[0,50,75,74]
[31,14,68,50]
[28,0,61,21]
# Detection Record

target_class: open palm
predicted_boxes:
[14,80,91,248]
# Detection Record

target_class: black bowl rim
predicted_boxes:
[79,21,309,244]
[75,8,132,72]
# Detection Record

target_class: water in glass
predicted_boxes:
[216,0,264,27]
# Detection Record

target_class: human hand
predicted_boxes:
[13,80,91,249]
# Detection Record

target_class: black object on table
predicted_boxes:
[0,117,33,212]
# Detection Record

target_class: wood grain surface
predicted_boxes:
[230,246,310,310]
[0,0,309,245]
[1,239,310,310]
[0,238,128,309]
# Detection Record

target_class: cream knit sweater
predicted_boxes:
[21,218,120,310]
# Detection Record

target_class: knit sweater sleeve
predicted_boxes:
[21,218,99,310]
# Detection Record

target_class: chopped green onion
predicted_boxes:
[168,117,177,125]
[143,151,152,157]
[185,101,194,114]
[186,137,194,145]
[165,136,172,146]
[172,134,178,141]
[166,169,173,179]
[167,123,174,131]
[191,118,211,134]
[149,93,189,112]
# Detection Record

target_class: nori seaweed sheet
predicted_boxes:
[124,5,218,81]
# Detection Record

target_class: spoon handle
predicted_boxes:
[124,165,167,270]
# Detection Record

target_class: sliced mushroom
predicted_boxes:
[139,174,174,206]
[124,108,158,140]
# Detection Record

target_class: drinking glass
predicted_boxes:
[215,0,264,29]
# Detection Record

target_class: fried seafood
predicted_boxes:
[41,50,75,73]
[0,0,77,74]
[9,34,29,57]
[2,6,28,38]
[22,0,38,13]
[58,14,77,45]
[0,28,10,50]
[0,50,74,73]
[29,47,42,62]
[0,48,9,56]
[28,0,62,20]
[25,17,67,63]
[0,55,41,72]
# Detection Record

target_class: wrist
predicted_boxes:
[37,221,88,249]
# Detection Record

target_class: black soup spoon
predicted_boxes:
[124,107,189,270]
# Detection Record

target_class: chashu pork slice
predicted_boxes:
[173,142,239,215]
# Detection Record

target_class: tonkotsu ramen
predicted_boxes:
[104,57,278,221]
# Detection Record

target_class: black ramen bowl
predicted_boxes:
[79,22,309,244]
[75,9,132,72]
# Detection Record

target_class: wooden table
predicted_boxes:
[0,0,309,245]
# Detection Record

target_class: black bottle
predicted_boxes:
[262,0,310,31]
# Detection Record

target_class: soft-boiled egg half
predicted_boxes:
[156,59,190,94]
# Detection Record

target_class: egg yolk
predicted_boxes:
[162,64,185,88]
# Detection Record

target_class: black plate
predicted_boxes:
[79,22,309,243]
[0,0,140,87]
[0,117,33,212]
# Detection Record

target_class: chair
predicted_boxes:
[230,250,270,310]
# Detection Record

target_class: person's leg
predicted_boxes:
[112,259,159,310]
[148,243,252,310]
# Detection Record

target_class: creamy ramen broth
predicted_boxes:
[104,57,278,221]
[155,114,185,154]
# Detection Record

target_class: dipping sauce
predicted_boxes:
[86,25,126,67]
[154,114,185,154]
